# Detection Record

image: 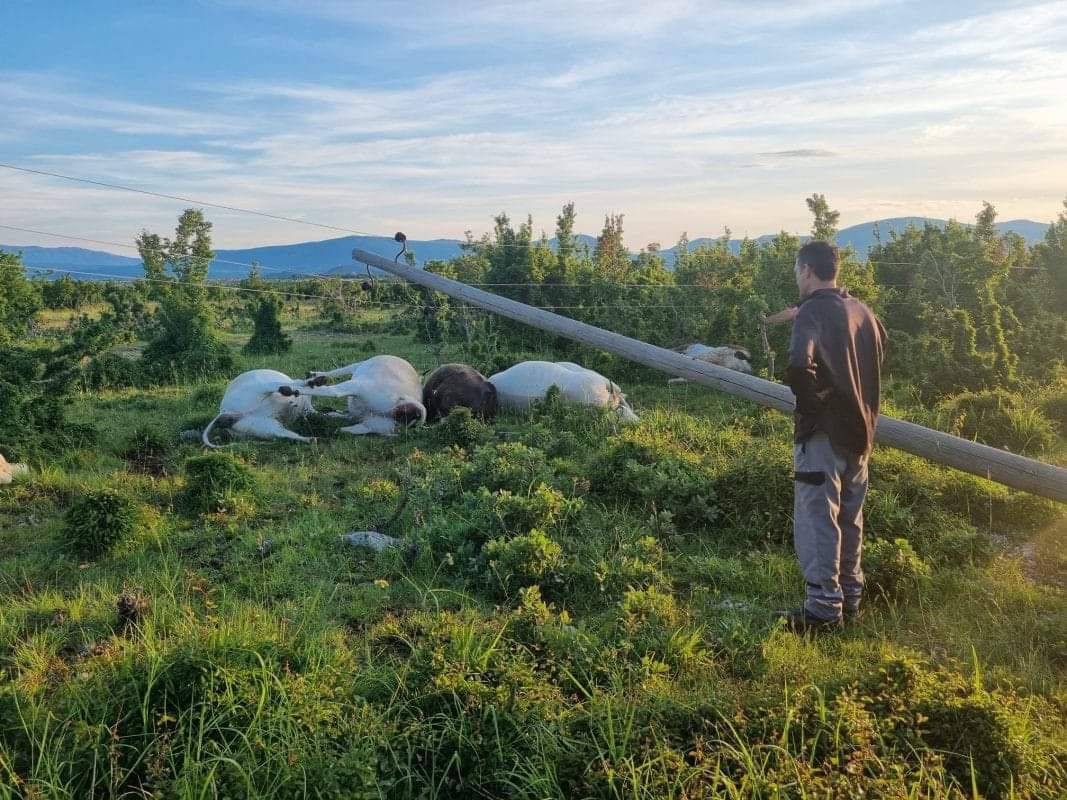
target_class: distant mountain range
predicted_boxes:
[3,217,1051,281]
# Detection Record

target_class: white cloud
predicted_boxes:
[4,1,1067,247]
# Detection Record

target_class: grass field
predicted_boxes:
[2,320,1066,799]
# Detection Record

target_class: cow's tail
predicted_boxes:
[201,412,241,449]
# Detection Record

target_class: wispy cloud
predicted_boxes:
[758,149,838,159]
[3,1,1066,248]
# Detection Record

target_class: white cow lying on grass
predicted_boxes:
[0,453,28,484]
[202,369,316,448]
[668,344,753,384]
[304,355,426,436]
[488,360,639,424]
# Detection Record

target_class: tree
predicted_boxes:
[1033,197,1067,314]
[806,193,840,240]
[0,251,42,346]
[136,209,214,301]
[137,210,232,383]
[594,213,629,280]
[243,295,292,355]
[241,261,265,290]
[553,202,577,280]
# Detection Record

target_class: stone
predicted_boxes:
[340,531,400,552]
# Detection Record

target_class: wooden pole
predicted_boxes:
[353,248,1067,503]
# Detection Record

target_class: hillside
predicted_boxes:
[3,217,1050,281]
[2,302,1065,798]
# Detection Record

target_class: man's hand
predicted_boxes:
[764,305,799,325]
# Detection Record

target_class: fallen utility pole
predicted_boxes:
[353,248,1067,503]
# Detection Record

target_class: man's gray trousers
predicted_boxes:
[793,431,869,620]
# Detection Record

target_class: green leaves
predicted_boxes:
[62,488,143,557]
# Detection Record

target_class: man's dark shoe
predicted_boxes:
[843,606,864,624]
[778,607,843,634]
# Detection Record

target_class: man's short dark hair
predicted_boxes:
[797,240,839,281]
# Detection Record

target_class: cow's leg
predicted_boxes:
[339,416,397,437]
[297,381,358,399]
[306,363,360,385]
[232,416,314,443]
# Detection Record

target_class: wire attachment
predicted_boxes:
[394,231,408,263]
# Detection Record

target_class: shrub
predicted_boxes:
[140,295,234,384]
[463,483,583,541]
[242,296,292,355]
[0,345,97,460]
[179,452,258,514]
[594,535,668,597]
[589,430,719,529]
[429,406,492,450]
[940,388,1056,454]
[62,488,144,557]
[464,442,554,494]
[746,656,1067,798]
[869,447,1059,534]
[908,510,995,566]
[0,251,41,346]
[708,437,793,540]
[484,528,564,597]
[82,351,143,390]
[863,537,930,600]
[1038,388,1067,432]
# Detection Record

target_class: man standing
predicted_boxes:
[768,241,886,633]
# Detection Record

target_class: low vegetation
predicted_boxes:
[1,200,1065,798]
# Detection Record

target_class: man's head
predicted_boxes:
[794,240,839,297]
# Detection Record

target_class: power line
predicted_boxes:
[0,162,378,237]
[2,162,1046,267]
[0,222,387,281]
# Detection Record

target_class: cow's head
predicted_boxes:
[392,401,427,428]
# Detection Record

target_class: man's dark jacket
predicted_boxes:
[785,288,886,456]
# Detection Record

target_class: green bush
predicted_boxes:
[242,296,292,355]
[82,351,143,390]
[940,388,1057,454]
[0,345,97,460]
[179,452,258,514]
[1038,388,1067,432]
[463,483,582,539]
[429,406,492,450]
[589,429,719,529]
[464,442,554,494]
[140,295,234,384]
[709,437,793,540]
[62,488,144,557]
[869,447,1059,534]
[863,537,930,600]
[748,656,1067,798]
[485,528,564,597]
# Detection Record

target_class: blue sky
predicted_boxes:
[1,0,1066,249]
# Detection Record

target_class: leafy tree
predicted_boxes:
[243,295,292,355]
[551,202,579,283]
[140,294,234,383]
[806,193,840,240]
[1033,197,1067,314]
[241,261,265,290]
[0,251,41,345]
[135,209,214,301]
[483,213,535,303]
[594,213,629,281]
[138,210,232,383]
